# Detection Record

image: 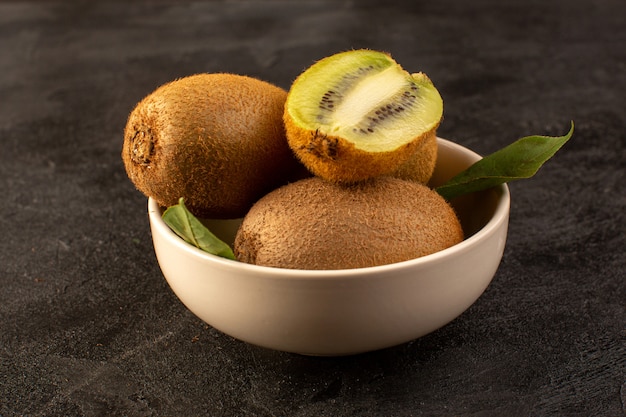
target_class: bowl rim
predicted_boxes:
[148,138,510,280]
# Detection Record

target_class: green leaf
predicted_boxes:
[436,121,574,200]
[162,198,236,260]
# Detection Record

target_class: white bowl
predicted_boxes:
[148,138,510,356]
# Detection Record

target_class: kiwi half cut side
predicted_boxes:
[284,49,443,183]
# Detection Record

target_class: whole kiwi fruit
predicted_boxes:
[283,49,443,183]
[122,73,304,219]
[234,176,463,270]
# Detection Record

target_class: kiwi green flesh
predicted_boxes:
[286,50,443,153]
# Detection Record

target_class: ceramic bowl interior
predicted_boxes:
[148,138,510,356]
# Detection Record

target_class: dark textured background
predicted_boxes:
[1,1,624,416]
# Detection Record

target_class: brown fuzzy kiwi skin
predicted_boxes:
[390,131,438,184]
[122,73,305,219]
[234,176,464,270]
[283,114,439,183]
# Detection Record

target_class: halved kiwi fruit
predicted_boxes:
[284,49,443,183]
[234,176,463,270]
[122,73,305,219]
[390,131,438,183]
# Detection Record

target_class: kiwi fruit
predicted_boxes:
[234,176,463,270]
[390,131,438,183]
[283,49,443,183]
[122,73,305,219]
